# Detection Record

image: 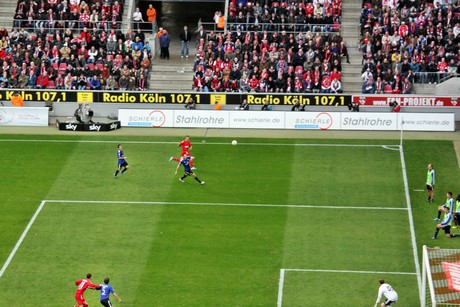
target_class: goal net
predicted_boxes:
[422,245,460,306]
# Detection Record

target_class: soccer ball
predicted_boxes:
[232,140,238,145]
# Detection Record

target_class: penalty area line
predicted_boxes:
[44,200,407,211]
[282,268,417,275]
[0,201,46,278]
[277,268,416,307]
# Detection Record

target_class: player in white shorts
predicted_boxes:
[375,279,398,306]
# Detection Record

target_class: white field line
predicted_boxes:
[382,145,400,151]
[0,201,46,278]
[0,200,406,278]
[0,138,399,148]
[45,200,407,211]
[399,145,422,304]
[277,269,286,307]
[282,268,417,275]
[277,268,417,307]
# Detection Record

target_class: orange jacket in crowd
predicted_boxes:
[147,7,157,22]
[11,94,24,107]
[217,15,225,29]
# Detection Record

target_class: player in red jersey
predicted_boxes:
[74,273,101,307]
[169,135,196,169]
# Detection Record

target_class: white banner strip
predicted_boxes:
[0,107,48,126]
[118,109,455,132]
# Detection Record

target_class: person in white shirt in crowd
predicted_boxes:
[132,7,144,31]
[330,77,342,93]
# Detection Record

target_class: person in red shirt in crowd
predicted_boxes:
[321,75,332,93]
[398,21,408,38]
[80,27,91,44]
[169,135,196,170]
[74,273,101,307]
[330,67,341,81]
[36,71,49,89]
[210,75,222,92]
[437,57,448,82]
[0,47,6,59]
[249,74,259,91]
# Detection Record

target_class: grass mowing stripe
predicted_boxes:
[0,138,399,147]
[45,199,407,210]
[400,145,422,303]
[0,201,46,278]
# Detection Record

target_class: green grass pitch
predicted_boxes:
[0,134,459,306]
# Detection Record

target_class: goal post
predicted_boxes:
[422,245,460,306]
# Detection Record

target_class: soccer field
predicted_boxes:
[1,135,459,306]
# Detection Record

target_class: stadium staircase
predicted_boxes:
[0,0,17,29]
[341,0,364,93]
[148,39,194,92]
[119,0,194,92]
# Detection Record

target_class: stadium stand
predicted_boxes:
[192,0,347,93]
[0,0,151,91]
[358,0,460,94]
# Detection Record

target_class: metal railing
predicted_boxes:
[2,19,156,35]
[412,71,459,84]
[8,19,126,34]
[198,21,341,37]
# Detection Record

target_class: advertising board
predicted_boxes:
[229,111,285,129]
[118,109,174,127]
[354,95,459,107]
[285,112,341,130]
[0,107,48,126]
[399,113,455,131]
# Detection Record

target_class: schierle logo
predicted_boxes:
[89,124,101,131]
[65,123,77,130]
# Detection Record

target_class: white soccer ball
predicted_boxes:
[232,140,238,145]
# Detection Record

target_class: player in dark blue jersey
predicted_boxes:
[114,144,129,177]
[99,277,122,307]
[175,154,205,184]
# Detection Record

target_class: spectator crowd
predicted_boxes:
[0,0,152,91]
[359,0,460,94]
[192,0,348,93]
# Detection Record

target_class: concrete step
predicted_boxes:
[150,81,192,91]
[342,86,363,93]
[342,76,363,83]
[342,64,364,70]
[342,3,363,8]
[150,74,192,82]
[150,65,194,73]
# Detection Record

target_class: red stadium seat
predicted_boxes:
[383,84,393,93]
[333,21,340,31]
[52,63,59,70]
[59,63,67,71]
[87,63,94,70]
[97,63,103,70]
